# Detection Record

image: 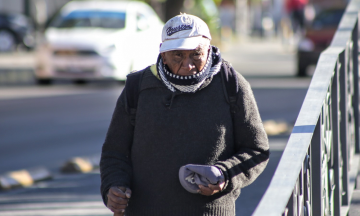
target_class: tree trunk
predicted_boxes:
[164,0,185,21]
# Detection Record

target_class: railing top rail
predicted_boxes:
[253,1,360,215]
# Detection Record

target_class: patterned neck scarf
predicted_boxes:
[157,45,222,93]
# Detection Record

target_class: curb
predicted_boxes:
[263,120,292,136]
[0,167,52,190]
[60,155,100,173]
[0,154,100,191]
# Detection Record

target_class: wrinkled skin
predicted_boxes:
[107,186,131,215]
[198,182,225,196]
[160,38,210,76]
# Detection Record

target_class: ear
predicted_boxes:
[160,52,167,65]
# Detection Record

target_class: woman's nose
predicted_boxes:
[182,57,195,70]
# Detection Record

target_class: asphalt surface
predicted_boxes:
[0,38,311,215]
[0,84,121,174]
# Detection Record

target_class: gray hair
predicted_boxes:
[197,37,210,50]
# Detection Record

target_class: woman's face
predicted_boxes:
[161,41,210,76]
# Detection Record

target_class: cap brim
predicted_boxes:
[160,36,203,53]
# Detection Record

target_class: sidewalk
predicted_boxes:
[0,51,35,86]
[221,37,312,90]
[221,37,296,77]
[236,138,288,215]
[0,51,35,69]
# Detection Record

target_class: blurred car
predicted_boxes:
[0,12,35,52]
[296,7,345,76]
[35,0,163,84]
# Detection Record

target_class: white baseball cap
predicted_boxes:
[160,13,211,53]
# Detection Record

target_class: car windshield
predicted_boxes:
[312,9,345,28]
[50,10,126,29]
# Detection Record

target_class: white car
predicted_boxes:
[35,0,163,84]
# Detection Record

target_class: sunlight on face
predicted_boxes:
[161,38,210,76]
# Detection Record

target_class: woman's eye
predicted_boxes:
[193,53,201,59]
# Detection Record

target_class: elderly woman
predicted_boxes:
[100,14,269,216]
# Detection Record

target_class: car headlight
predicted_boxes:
[298,39,315,52]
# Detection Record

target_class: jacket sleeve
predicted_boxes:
[215,71,270,192]
[100,87,134,206]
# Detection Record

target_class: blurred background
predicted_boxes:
[0,0,352,215]
[0,0,350,84]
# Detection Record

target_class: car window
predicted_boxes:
[136,13,149,31]
[50,10,126,29]
[312,9,345,29]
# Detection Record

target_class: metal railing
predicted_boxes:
[253,1,360,215]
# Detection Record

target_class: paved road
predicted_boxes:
[0,38,310,215]
[0,84,121,173]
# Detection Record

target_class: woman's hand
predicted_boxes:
[198,182,225,196]
[107,186,132,215]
